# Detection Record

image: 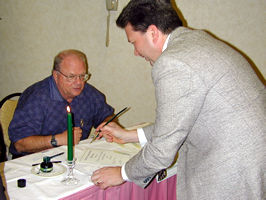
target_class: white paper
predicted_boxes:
[79,149,132,166]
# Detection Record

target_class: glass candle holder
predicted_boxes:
[61,158,79,185]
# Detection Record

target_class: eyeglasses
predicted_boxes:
[56,70,90,82]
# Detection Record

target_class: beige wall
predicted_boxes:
[0,0,265,127]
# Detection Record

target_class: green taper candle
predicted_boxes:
[67,106,73,161]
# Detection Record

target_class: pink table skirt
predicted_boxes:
[60,175,176,200]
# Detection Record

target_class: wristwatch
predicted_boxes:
[50,135,58,147]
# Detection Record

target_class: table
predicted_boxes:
[60,175,176,200]
[1,131,176,200]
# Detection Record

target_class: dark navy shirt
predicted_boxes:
[9,76,114,157]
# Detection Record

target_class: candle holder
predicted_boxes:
[61,158,79,185]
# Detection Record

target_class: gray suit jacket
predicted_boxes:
[125,27,265,199]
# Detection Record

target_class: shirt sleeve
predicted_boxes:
[137,128,147,147]
[121,164,131,181]
[9,94,45,143]
[122,128,147,181]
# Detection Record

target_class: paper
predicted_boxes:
[79,149,132,166]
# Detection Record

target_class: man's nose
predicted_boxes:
[73,75,83,83]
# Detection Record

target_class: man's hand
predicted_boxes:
[95,122,139,144]
[73,127,82,144]
[97,122,126,143]
[91,166,125,189]
[58,127,82,145]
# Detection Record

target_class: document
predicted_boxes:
[79,148,133,166]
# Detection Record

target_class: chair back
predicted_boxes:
[0,93,21,160]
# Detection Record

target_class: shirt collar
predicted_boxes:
[162,34,171,52]
[49,76,65,102]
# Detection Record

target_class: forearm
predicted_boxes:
[123,129,139,143]
[14,127,82,153]
[14,135,54,153]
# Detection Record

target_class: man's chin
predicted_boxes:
[72,89,82,96]
[144,58,154,66]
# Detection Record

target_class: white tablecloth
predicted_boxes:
[1,138,141,200]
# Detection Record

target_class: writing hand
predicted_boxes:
[97,122,127,144]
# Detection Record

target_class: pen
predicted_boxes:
[90,107,129,143]
[32,161,62,166]
[48,152,64,159]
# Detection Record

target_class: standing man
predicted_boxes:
[91,1,265,199]
[9,49,114,158]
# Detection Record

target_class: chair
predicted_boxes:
[0,93,21,161]
[0,123,6,162]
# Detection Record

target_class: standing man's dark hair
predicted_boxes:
[116,1,182,34]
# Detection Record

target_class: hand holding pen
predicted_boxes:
[90,107,129,143]
[94,119,140,144]
[96,122,126,144]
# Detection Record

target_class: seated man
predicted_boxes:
[9,49,114,158]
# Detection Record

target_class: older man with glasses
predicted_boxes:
[9,49,114,158]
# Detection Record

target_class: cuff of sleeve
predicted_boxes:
[121,164,131,182]
[137,128,147,147]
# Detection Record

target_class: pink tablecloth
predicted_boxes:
[60,175,176,200]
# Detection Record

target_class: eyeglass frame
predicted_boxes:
[55,70,91,82]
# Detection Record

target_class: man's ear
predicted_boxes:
[148,25,159,44]
[52,70,58,82]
